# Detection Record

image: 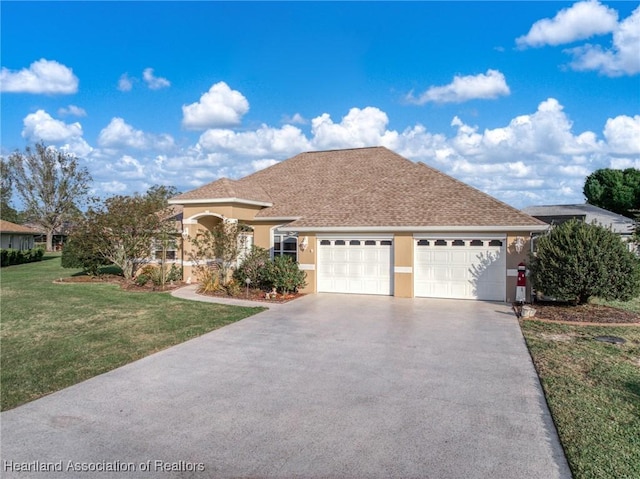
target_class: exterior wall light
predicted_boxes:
[299,236,309,252]
[514,236,525,254]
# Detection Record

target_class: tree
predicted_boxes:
[583,168,640,218]
[1,160,20,223]
[144,184,180,209]
[67,194,177,280]
[8,143,91,250]
[189,221,248,291]
[529,219,640,304]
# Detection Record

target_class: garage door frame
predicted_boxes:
[316,234,394,296]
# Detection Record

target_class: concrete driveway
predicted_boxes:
[1,293,571,479]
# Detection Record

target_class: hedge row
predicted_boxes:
[0,248,45,267]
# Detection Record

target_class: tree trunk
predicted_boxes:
[46,230,54,252]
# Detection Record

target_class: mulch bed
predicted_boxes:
[54,274,182,293]
[521,302,640,325]
[197,288,304,304]
[55,275,303,302]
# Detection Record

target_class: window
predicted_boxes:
[380,240,393,246]
[452,239,465,246]
[417,239,430,246]
[273,230,298,260]
[320,240,331,246]
[334,240,346,246]
[434,239,447,246]
[153,237,178,261]
[364,240,376,246]
[349,240,361,246]
[489,240,503,247]
[470,240,484,246]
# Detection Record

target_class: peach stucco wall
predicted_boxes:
[175,201,536,301]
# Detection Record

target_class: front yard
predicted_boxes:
[0,255,265,411]
[521,310,640,479]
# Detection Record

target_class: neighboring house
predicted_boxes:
[0,220,39,250]
[23,222,72,250]
[169,147,547,302]
[522,204,636,250]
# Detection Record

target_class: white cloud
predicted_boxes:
[142,68,170,90]
[21,109,92,156]
[99,181,128,194]
[98,118,175,151]
[282,113,307,125]
[117,73,133,92]
[1,59,78,94]
[406,70,510,105]
[58,105,87,117]
[310,107,398,149]
[182,82,249,130]
[105,155,146,179]
[198,124,310,156]
[566,5,640,76]
[603,115,640,154]
[98,118,147,149]
[516,0,618,48]
[251,159,279,171]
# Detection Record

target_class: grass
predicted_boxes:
[521,318,640,479]
[592,296,640,314]
[0,255,265,411]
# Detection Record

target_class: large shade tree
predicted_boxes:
[66,188,179,280]
[8,143,91,250]
[0,159,20,223]
[583,168,640,218]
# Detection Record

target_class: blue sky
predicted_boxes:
[2,1,639,209]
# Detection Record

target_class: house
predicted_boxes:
[169,147,548,301]
[0,220,39,251]
[522,204,635,240]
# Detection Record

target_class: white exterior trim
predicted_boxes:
[169,198,273,207]
[283,225,548,233]
[413,233,507,240]
[316,233,394,240]
[252,217,300,222]
[394,266,413,274]
[298,263,315,271]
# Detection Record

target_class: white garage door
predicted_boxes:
[414,238,506,301]
[317,238,393,295]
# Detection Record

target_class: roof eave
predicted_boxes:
[279,225,550,233]
[169,197,273,208]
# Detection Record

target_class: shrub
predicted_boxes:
[61,237,104,275]
[0,247,45,267]
[263,255,307,294]
[234,246,271,289]
[529,219,640,304]
[136,264,181,288]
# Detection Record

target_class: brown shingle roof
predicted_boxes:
[171,177,272,204]
[0,220,40,234]
[172,147,545,229]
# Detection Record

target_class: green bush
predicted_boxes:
[0,247,45,267]
[234,246,271,289]
[529,219,640,304]
[263,255,307,294]
[61,237,104,275]
[135,274,150,286]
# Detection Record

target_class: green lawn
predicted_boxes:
[0,255,265,411]
[521,319,640,479]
